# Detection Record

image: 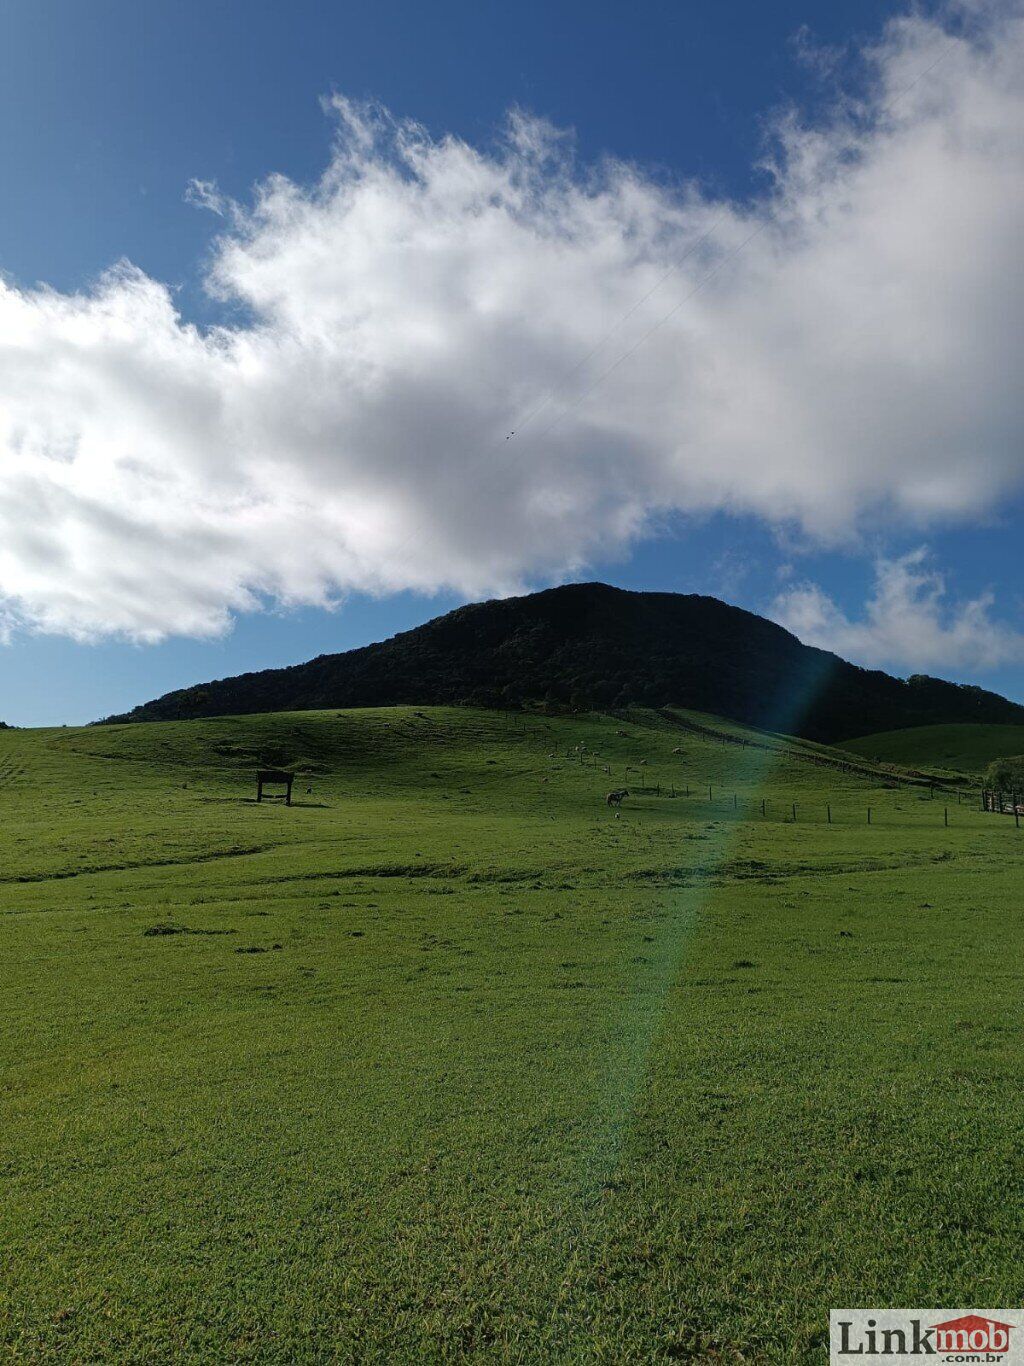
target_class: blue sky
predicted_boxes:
[2,0,1023,724]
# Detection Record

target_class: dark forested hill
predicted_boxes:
[101,582,1024,742]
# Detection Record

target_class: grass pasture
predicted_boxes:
[1,706,1023,1362]
[843,721,1024,778]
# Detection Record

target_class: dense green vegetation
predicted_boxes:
[103,583,1024,744]
[984,755,1024,793]
[844,721,1024,777]
[2,706,1022,1361]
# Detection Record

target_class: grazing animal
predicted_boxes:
[606,789,629,807]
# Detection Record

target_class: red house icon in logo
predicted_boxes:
[931,1315,1013,1355]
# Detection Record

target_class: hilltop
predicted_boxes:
[101,582,1024,743]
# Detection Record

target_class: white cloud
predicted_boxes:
[1,2,1024,640]
[771,548,1024,672]
[183,178,230,217]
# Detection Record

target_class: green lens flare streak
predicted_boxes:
[549,670,841,1272]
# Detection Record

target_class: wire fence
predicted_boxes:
[501,712,1017,833]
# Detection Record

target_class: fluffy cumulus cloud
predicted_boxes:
[771,548,1024,671]
[2,1,1024,640]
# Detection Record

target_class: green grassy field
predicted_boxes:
[844,721,1024,778]
[2,706,1022,1362]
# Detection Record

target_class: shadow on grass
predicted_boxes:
[195,796,332,809]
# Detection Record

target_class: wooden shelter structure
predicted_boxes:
[256,769,294,806]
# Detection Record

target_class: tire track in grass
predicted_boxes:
[0,842,276,890]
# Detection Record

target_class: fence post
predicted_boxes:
[761,797,765,817]
[867,807,871,825]
[733,793,737,809]
[792,803,797,822]
[826,804,831,824]
[708,784,712,803]
[944,807,948,827]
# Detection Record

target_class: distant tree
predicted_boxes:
[984,755,1024,791]
[463,687,502,709]
[589,680,617,707]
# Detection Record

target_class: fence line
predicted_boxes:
[505,715,996,830]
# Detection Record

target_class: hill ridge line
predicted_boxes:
[100,582,1024,745]
[652,709,953,790]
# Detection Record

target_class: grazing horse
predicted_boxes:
[606,789,629,807]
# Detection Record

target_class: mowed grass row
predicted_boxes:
[1,708,1022,1361]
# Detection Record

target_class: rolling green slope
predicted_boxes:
[844,722,1024,777]
[2,707,1023,1361]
